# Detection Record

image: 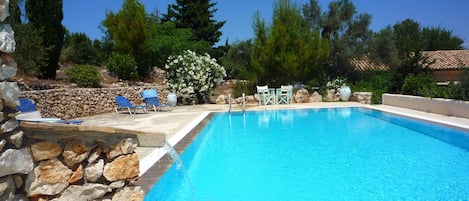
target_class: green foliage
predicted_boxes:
[12,24,47,77]
[102,0,152,78]
[65,65,102,87]
[146,22,211,68]
[369,27,398,67]
[26,0,64,79]
[166,50,226,104]
[105,52,138,80]
[421,26,464,50]
[351,70,393,104]
[448,69,469,101]
[303,0,373,79]
[251,0,330,86]
[162,0,225,46]
[232,81,256,98]
[61,32,100,65]
[401,73,439,97]
[220,40,252,79]
[367,19,461,93]
[392,19,422,59]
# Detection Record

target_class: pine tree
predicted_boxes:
[162,0,225,47]
[26,0,64,79]
[103,0,152,77]
[251,0,330,86]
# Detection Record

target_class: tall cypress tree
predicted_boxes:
[162,0,225,47]
[26,0,64,79]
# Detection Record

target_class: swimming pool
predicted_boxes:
[145,107,469,200]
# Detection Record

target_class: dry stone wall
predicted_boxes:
[4,123,146,200]
[19,85,168,119]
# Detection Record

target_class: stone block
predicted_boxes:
[103,154,139,182]
[0,148,34,177]
[25,159,73,196]
[0,24,15,53]
[62,140,90,167]
[0,81,18,107]
[30,141,63,161]
[0,55,17,81]
[55,183,111,201]
[85,159,104,183]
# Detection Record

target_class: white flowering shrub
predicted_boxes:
[326,77,347,90]
[165,50,226,103]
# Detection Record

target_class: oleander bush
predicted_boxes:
[166,50,226,104]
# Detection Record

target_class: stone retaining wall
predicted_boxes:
[3,122,150,200]
[19,86,168,119]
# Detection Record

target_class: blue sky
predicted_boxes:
[63,0,468,48]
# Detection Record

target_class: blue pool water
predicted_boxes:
[145,107,469,201]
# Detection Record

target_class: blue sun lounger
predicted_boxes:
[114,95,148,114]
[140,89,171,112]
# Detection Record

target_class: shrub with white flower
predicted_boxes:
[326,77,347,90]
[165,50,226,103]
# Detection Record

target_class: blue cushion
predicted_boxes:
[17,98,37,112]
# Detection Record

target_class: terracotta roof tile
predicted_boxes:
[350,57,388,71]
[352,50,469,71]
[423,50,469,70]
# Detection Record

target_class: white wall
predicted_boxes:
[382,93,469,119]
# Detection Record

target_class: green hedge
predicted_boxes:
[65,65,102,87]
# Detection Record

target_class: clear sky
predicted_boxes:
[63,0,469,48]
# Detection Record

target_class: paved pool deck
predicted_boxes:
[80,102,469,193]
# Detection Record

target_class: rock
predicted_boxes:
[294,88,310,103]
[0,54,17,80]
[325,89,340,102]
[0,0,9,22]
[0,176,16,201]
[7,130,23,148]
[62,140,90,167]
[112,186,145,201]
[310,91,323,102]
[68,164,83,184]
[109,180,125,189]
[85,159,104,183]
[245,95,256,104]
[13,175,23,189]
[215,94,226,104]
[87,144,103,163]
[54,183,111,201]
[0,139,6,151]
[25,158,73,196]
[103,154,139,182]
[0,118,17,133]
[30,141,62,161]
[0,81,18,107]
[235,96,243,104]
[0,148,34,177]
[0,24,15,53]
[106,138,136,160]
[352,92,373,104]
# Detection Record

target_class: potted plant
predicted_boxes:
[327,78,351,101]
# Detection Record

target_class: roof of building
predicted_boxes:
[350,56,388,71]
[423,50,469,70]
[351,50,469,71]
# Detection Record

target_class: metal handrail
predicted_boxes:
[228,94,232,113]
